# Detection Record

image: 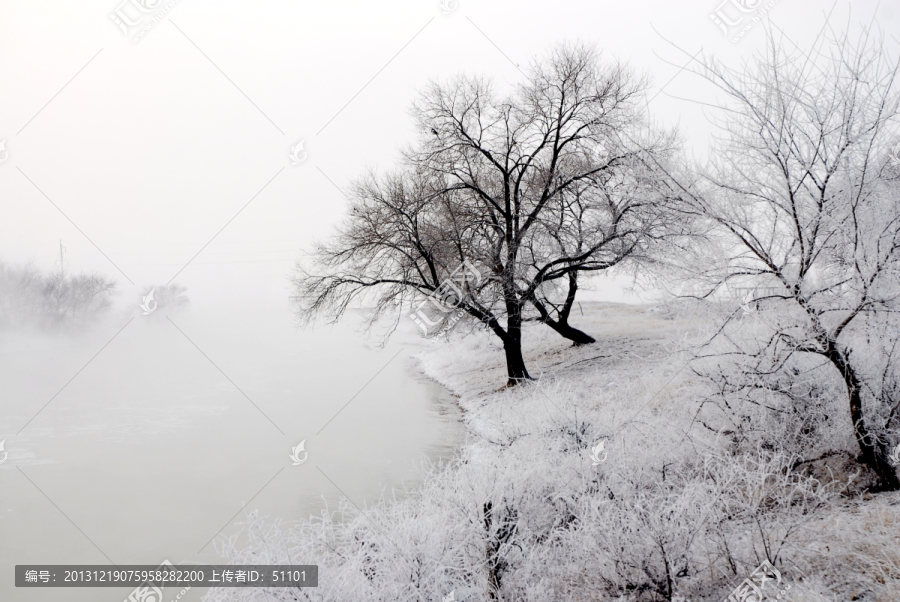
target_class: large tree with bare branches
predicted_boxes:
[293,44,685,385]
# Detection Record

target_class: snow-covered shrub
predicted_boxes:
[203,303,898,602]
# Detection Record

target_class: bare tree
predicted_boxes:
[43,269,117,327]
[292,168,504,359]
[70,272,117,319]
[524,148,689,344]
[0,261,43,328]
[409,44,684,353]
[673,27,900,490]
[294,44,685,385]
[0,260,117,329]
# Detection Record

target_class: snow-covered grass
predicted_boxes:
[204,302,900,601]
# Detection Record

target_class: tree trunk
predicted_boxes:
[529,272,596,346]
[476,304,532,387]
[828,348,900,491]
[503,301,532,386]
[503,336,531,386]
[483,502,501,600]
[541,315,597,345]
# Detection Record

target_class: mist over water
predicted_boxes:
[0,301,464,601]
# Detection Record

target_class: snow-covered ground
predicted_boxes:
[207,302,900,601]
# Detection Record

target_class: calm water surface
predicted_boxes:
[0,304,464,601]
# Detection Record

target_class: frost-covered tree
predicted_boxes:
[674,27,900,490]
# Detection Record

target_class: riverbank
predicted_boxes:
[207,301,900,601]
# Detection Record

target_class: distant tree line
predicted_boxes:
[0,261,117,329]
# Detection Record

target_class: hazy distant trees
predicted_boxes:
[674,29,900,490]
[0,261,117,329]
[293,44,687,385]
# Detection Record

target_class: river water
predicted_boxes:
[0,304,464,601]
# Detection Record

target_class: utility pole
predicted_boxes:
[58,240,65,275]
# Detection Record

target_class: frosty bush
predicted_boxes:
[202,303,870,601]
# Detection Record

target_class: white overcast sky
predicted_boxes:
[1,0,896,308]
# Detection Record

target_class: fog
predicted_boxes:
[1,303,464,601]
[1,0,897,600]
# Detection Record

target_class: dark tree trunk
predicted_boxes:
[503,336,531,386]
[483,502,501,600]
[828,347,900,491]
[529,272,596,346]
[473,297,532,387]
[503,299,532,386]
[541,314,597,345]
[482,501,517,600]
